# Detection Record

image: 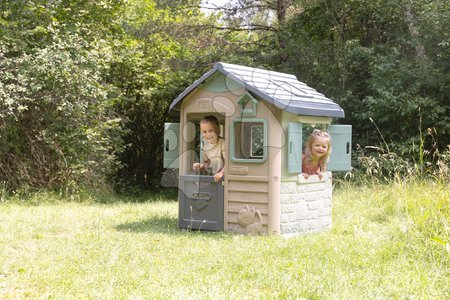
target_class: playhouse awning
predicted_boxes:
[169,62,345,118]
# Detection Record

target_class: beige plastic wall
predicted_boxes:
[226,97,283,235]
[178,87,284,235]
[178,85,337,236]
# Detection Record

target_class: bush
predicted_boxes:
[349,128,449,184]
[0,33,124,193]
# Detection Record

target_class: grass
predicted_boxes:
[0,181,448,299]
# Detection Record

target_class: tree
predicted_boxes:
[110,0,251,190]
[0,0,125,192]
[200,0,295,64]
[280,0,449,156]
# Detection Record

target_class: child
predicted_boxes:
[193,115,225,182]
[302,129,331,179]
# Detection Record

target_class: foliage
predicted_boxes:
[280,0,450,157]
[0,1,125,192]
[352,144,449,184]
[111,0,254,191]
[1,0,449,193]
[209,0,449,182]
[344,118,450,184]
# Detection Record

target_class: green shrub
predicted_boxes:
[351,144,449,184]
[0,33,124,193]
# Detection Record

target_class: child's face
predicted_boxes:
[200,122,218,144]
[311,136,329,158]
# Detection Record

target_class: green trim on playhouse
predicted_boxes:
[199,73,243,93]
[230,117,268,164]
[237,92,258,117]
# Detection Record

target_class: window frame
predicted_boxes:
[230,118,268,163]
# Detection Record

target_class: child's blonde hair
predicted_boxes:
[304,129,332,169]
[200,115,221,136]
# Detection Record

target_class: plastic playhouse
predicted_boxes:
[164,62,351,236]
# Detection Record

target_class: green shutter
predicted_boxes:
[163,123,179,168]
[287,123,303,174]
[327,125,352,171]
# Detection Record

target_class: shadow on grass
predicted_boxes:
[115,216,229,238]
[115,215,179,234]
[99,188,178,204]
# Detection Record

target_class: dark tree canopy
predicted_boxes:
[0,0,448,193]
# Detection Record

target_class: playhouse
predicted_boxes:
[164,62,351,236]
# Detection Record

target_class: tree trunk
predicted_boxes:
[404,3,426,58]
[277,0,289,62]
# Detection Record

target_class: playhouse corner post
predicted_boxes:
[268,118,282,235]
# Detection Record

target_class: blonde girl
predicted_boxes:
[302,129,331,179]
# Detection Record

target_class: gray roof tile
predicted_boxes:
[169,62,344,118]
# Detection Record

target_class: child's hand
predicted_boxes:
[302,173,309,179]
[315,171,323,180]
[193,163,204,171]
[214,170,224,182]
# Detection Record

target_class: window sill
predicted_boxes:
[297,171,332,184]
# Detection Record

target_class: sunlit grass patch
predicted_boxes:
[0,181,448,298]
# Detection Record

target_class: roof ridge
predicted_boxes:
[217,62,297,80]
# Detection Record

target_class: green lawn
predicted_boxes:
[0,181,448,299]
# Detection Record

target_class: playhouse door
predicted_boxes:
[178,176,224,231]
[164,117,225,231]
[172,118,225,231]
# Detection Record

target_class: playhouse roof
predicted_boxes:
[169,62,344,118]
